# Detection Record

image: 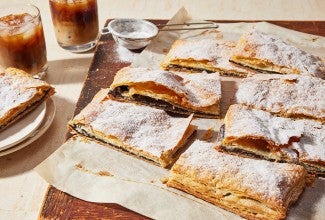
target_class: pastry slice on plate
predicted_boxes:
[236,74,325,123]
[108,67,221,118]
[230,31,325,78]
[0,68,55,132]
[68,89,196,168]
[160,33,257,77]
[217,104,325,176]
[167,140,306,220]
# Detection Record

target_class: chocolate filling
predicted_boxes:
[108,86,219,118]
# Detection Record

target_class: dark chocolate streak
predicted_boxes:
[108,86,219,118]
[167,64,247,77]
[69,124,159,165]
[228,60,283,75]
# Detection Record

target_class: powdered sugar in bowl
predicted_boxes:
[105,18,158,50]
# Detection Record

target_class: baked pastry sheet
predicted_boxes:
[236,74,325,123]
[35,8,325,220]
[68,89,195,168]
[109,67,221,118]
[167,140,306,220]
[160,30,257,77]
[0,68,55,131]
[230,31,325,78]
[218,104,325,176]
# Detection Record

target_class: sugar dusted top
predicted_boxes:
[111,67,221,107]
[73,97,193,158]
[233,31,325,78]
[0,69,51,124]
[236,74,325,122]
[174,140,305,205]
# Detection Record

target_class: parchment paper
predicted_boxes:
[36,7,325,220]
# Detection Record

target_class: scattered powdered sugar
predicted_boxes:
[290,120,325,162]
[73,98,192,158]
[0,71,49,121]
[111,67,221,108]
[225,104,325,166]
[119,31,153,39]
[163,37,256,75]
[236,74,325,121]
[174,140,305,203]
[225,104,304,147]
[234,31,325,78]
[115,44,139,63]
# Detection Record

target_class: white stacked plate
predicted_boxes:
[0,99,56,156]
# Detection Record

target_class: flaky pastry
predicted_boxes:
[217,104,325,176]
[230,31,325,78]
[109,67,221,118]
[0,68,55,131]
[68,89,196,168]
[236,74,325,123]
[160,33,257,77]
[167,140,306,220]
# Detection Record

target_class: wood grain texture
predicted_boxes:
[39,20,324,220]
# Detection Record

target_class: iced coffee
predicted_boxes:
[0,4,47,78]
[49,0,99,52]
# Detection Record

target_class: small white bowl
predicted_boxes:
[106,18,159,50]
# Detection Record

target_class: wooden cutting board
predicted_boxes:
[38,20,325,220]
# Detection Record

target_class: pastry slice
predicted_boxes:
[108,67,221,118]
[217,104,325,176]
[236,74,325,123]
[0,67,55,131]
[160,34,257,77]
[167,140,306,220]
[68,89,196,168]
[230,31,325,78]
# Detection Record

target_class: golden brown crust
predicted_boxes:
[230,31,325,78]
[160,34,257,77]
[219,104,325,176]
[68,90,196,168]
[236,74,325,123]
[167,140,306,220]
[109,67,221,118]
[0,67,55,131]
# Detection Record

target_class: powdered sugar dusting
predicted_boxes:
[73,98,192,158]
[225,104,304,146]
[115,45,139,63]
[0,71,48,123]
[175,140,305,203]
[236,74,325,122]
[162,37,256,75]
[226,104,325,164]
[234,31,325,78]
[111,67,221,108]
[291,120,325,162]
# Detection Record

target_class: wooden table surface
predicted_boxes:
[38,20,325,220]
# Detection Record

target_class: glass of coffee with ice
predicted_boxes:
[49,0,99,53]
[0,4,47,79]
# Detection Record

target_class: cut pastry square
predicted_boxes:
[167,140,307,220]
[230,31,325,78]
[68,89,196,168]
[160,33,257,77]
[236,74,325,123]
[108,67,221,118]
[0,68,55,132]
[217,104,325,176]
